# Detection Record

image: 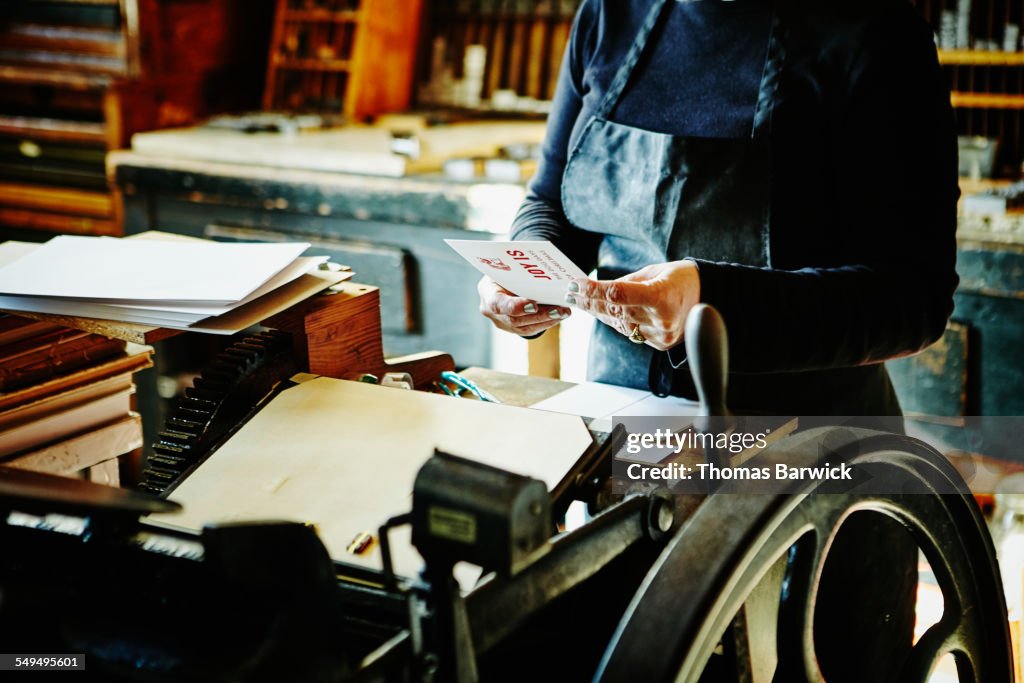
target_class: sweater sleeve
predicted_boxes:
[509,0,603,273]
[691,6,959,374]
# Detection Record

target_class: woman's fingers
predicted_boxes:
[588,311,669,350]
[514,319,568,337]
[499,309,570,336]
[564,277,658,324]
[478,278,539,317]
[566,277,649,308]
[477,276,570,336]
[566,277,681,349]
[559,262,700,350]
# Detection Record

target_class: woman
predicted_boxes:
[477,1,958,679]
[479,0,959,416]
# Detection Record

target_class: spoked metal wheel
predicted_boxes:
[594,427,1014,683]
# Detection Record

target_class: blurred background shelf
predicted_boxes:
[263,0,422,118]
[915,0,1024,175]
[939,48,1024,65]
[950,92,1024,108]
[0,0,274,241]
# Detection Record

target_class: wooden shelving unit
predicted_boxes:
[950,91,1024,109]
[276,58,353,71]
[283,9,361,21]
[263,0,423,119]
[418,0,580,104]
[940,49,1024,66]
[913,1,1024,174]
[0,0,274,240]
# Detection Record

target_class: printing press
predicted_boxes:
[0,285,1015,682]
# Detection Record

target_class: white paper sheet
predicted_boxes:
[0,241,36,266]
[0,242,349,334]
[107,255,328,315]
[0,258,327,325]
[445,239,587,306]
[0,235,310,304]
[531,381,650,420]
[0,243,327,324]
[530,381,700,433]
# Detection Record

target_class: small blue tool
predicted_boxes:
[440,371,501,404]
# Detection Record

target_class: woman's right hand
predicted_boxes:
[478,276,571,337]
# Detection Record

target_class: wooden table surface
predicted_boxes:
[460,366,574,408]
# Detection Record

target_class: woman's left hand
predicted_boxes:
[564,260,701,351]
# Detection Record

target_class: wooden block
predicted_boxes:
[0,347,152,413]
[381,351,459,389]
[0,328,126,392]
[0,315,64,347]
[4,413,142,477]
[86,458,120,487]
[263,281,454,386]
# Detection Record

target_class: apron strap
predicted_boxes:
[594,0,672,120]
[751,8,785,140]
[596,0,785,142]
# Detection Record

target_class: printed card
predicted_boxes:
[445,239,587,306]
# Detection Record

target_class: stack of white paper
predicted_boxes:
[0,236,350,334]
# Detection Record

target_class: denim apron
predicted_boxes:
[560,0,901,416]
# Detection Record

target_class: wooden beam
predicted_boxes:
[0,23,125,58]
[0,182,113,218]
[87,458,121,486]
[950,92,1024,109]
[0,64,110,89]
[939,49,1024,66]
[0,115,108,145]
[0,207,118,236]
[4,414,141,478]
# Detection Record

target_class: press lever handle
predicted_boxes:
[684,304,730,418]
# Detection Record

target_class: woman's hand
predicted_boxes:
[564,261,701,350]
[478,276,572,337]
